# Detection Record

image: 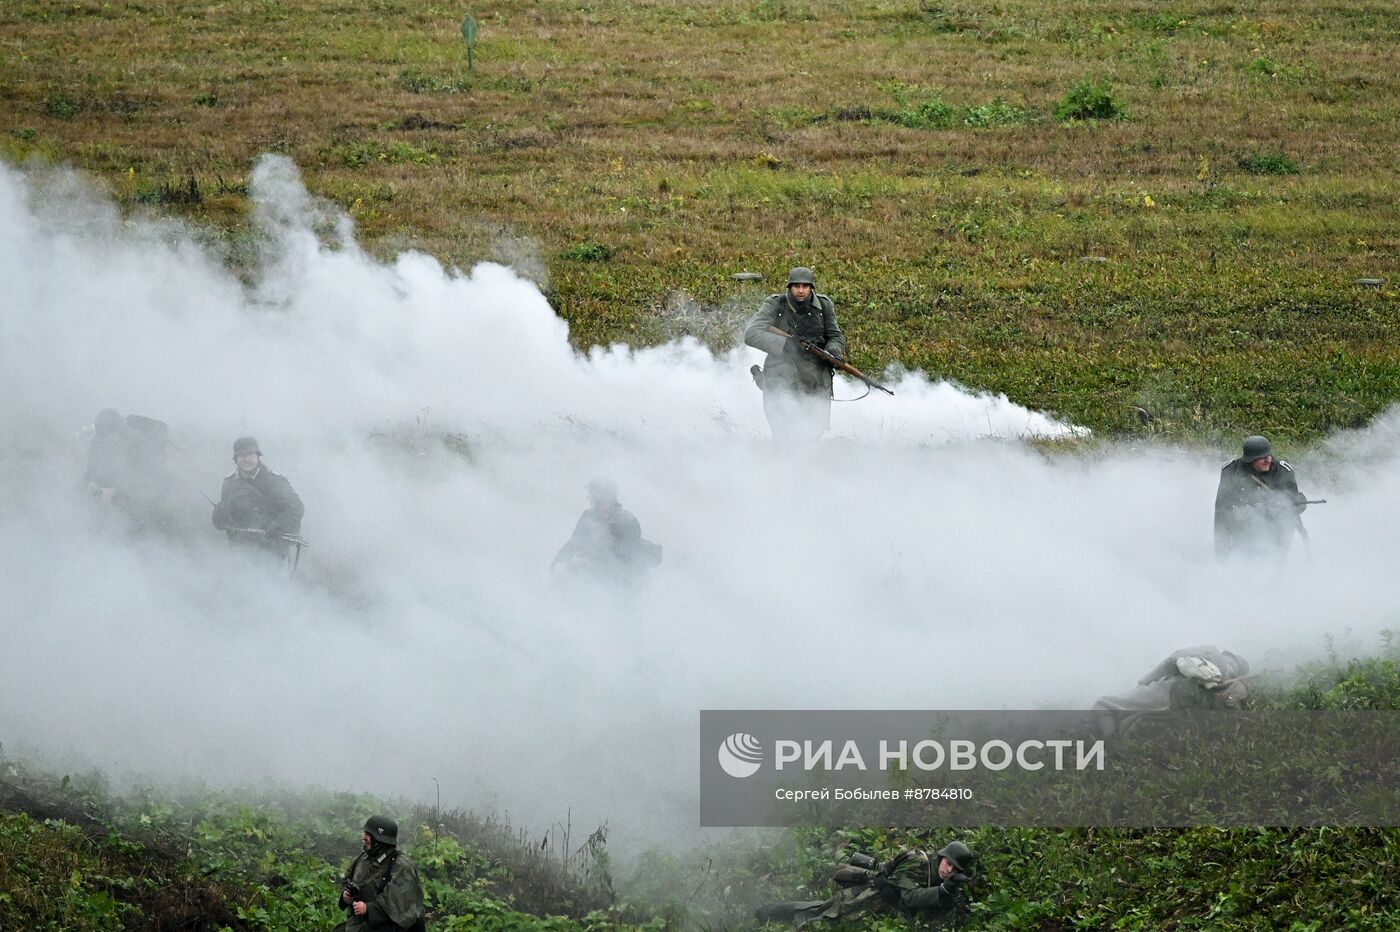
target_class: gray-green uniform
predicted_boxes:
[757,845,971,929]
[211,437,304,557]
[744,267,847,447]
[338,817,425,932]
[1213,435,1307,558]
[1091,646,1251,737]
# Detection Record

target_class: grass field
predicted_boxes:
[2,0,1397,438]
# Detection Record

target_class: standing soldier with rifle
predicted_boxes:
[211,436,306,562]
[744,266,849,449]
[1214,435,1312,559]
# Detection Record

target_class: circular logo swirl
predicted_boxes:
[718,732,763,778]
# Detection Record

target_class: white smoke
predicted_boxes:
[1,157,1395,855]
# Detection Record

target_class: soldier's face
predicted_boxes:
[788,283,813,301]
[362,831,372,850]
[1249,455,1272,472]
[938,857,955,880]
[235,451,260,473]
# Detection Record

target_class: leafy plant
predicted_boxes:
[1054,80,1125,121]
[1238,151,1300,175]
[563,241,616,262]
[963,97,1030,127]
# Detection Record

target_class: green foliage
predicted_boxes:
[397,68,476,94]
[2,766,634,932]
[331,139,441,168]
[1245,55,1301,80]
[962,97,1030,127]
[857,84,1030,130]
[1238,151,1300,175]
[563,240,616,262]
[875,82,957,129]
[45,92,79,118]
[0,815,132,930]
[1054,79,1126,121]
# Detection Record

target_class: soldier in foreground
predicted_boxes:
[552,478,661,585]
[1214,435,1309,558]
[744,266,847,449]
[211,436,305,558]
[756,841,975,928]
[336,816,425,932]
[1091,645,1251,737]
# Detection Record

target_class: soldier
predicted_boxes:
[551,478,661,584]
[211,436,304,557]
[744,266,847,448]
[756,841,975,928]
[82,408,175,533]
[1091,645,1251,737]
[336,816,425,932]
[1214,435,1309,558]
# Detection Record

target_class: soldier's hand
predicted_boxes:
[947,871,973,886]
[340,888,352,904]
[352,900,368,916]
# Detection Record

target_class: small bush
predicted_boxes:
[193,92,219,107]
[45,94,79,118]
[562,241,615,262]
[896,98,958,128]
[963,97,1030,127]
[1054,80,1125,121]
[1238,151,1299,175]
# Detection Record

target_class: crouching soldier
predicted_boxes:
[756,842,975,928]
[336,816,425,932]
[551,478,662,586]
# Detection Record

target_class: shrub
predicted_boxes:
[562,241,615,262]
[1238,151,1300,175]
[892,97,957,128]
[963,97,1030,127]
[1054,80,1125,121]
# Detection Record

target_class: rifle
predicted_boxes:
[217,526,309,573]
[764,326,895,396]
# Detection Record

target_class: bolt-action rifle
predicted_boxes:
[765,325,894,396]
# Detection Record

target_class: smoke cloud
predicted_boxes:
[1,157,1396,854]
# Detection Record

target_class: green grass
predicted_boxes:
[0,0,1396,442]
[0,765,638,932]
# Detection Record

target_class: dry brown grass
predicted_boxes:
[2,0,1397,435]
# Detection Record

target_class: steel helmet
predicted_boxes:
[232,436,262,458]
[586,477,619,502]
[1241,435,1272,462]
[936,841,975,873]
[94,409,125,437]
[786,266,816,287]
[363,815,398,846]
